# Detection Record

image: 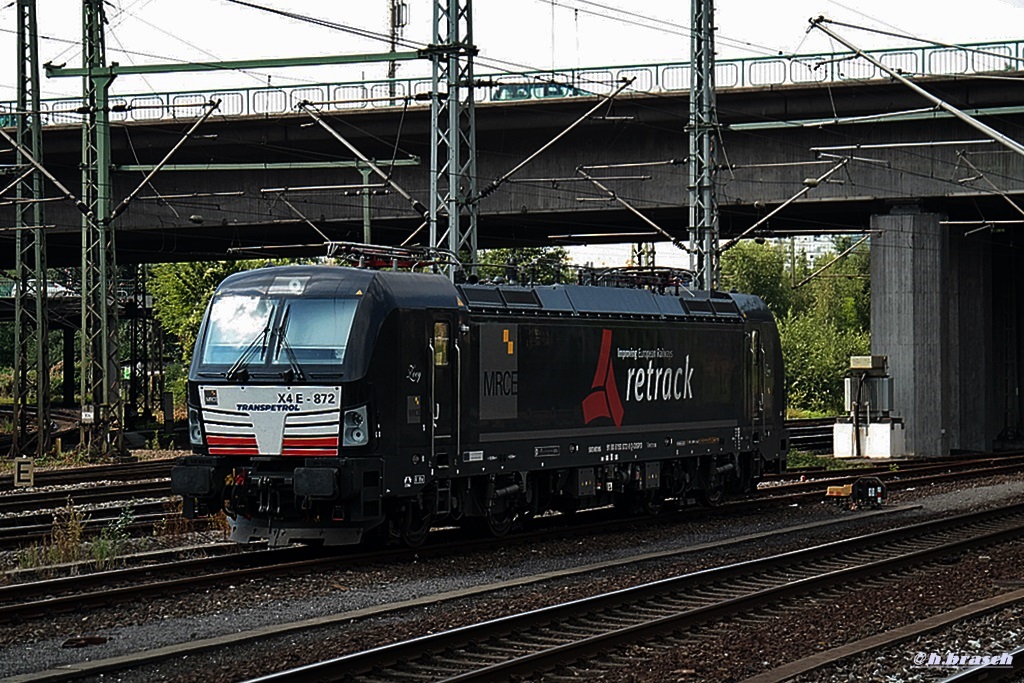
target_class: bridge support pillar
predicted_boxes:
[870,206,992,456]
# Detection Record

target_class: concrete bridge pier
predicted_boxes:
[871,205,1002,456]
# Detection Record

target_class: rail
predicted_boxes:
[1,39,1022,126]
[247,503,1024,682]
[787,417,836,451]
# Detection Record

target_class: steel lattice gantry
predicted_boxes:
[37,0,479,454]
[688,0,720,291]
[11,0,49,458]
[429,0,479,275]
[79,0,123,453]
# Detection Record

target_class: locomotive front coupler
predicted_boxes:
[251,474,289,515]
[257,487,283,515]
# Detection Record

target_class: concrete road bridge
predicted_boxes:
[4,40,1024,457]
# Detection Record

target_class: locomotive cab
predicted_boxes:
[171,266,462,545]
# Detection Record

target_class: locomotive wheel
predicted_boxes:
[399,502,433,547]
[640,491,664,516]
[486,509,514,537]
[698,485,725,507]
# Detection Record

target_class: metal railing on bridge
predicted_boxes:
[2,39,1021,126]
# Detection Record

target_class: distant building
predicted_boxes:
[567,235,865,273]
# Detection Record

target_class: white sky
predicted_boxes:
[3,0,1023,99]
[2,0,1024,266]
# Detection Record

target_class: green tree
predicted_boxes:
[475,246,570,285]
[721,238,871,414]
[779,310,870,414]
[0,324,69,401]
[720,241,798,318]
[826,236,871,330]
[0,322,13,369]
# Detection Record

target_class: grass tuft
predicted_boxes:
[787,449,872,471]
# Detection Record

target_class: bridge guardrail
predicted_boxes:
[2,39,1021,126]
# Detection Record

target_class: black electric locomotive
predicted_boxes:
[171,264,787,546]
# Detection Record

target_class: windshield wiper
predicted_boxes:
[225,323,271,382]
[275,306,306,382]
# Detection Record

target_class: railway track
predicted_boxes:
[0,482,898,625]
[760,452,1022,485]
[0,481,171,514]
[9,458,1024,681]
[760,453,1024,495]
[0,507,722,621]
[785,416,835,451]
[250,503,1024,682]
[0,458,172,491]
[0,504,183,550]
[2,503,920,682]
[0,462,176,550]
[743,593,1024,683]
[0,453,1013,625]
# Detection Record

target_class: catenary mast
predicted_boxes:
[688,0,719,290]
[11,0,49,458]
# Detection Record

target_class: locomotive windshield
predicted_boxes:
[198,294,358,371]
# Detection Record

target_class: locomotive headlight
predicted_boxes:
[188,407,203,446]
[343,406,369,447]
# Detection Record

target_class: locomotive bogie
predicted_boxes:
[171,265,787,546]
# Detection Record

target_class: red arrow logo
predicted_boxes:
[582,329,624,428]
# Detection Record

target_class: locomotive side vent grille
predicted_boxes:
[460,287,504,306]
[711,300,741,316]
[681,298,715,314]
[501,289,542,307]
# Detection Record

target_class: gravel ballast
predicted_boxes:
[1,473,1022,681]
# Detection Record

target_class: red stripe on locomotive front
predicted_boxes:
[207,435,257,446]
[209,447,260,455]
[281,449,338,456]
[282,437,340,447]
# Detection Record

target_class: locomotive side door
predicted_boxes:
[751,328,765,427]
[758,323,776,423]
[429,315,459,470]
